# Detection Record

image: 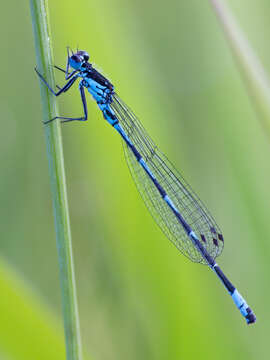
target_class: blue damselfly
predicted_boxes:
[36,48,256,324]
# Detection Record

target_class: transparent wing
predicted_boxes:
[111,93,224,264]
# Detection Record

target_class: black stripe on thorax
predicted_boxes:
[84,64,114,90]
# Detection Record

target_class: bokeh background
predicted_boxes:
[0,0,269,359]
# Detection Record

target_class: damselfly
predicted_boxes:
[36,48,256,324]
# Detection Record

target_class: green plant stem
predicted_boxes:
[30,1,83,359]
[210,0,270,138]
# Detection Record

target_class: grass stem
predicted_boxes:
[211,0,270,138]
[30,1,83,359]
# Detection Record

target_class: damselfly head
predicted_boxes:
[69,50,90,70]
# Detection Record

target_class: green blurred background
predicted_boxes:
[0,0,269,359]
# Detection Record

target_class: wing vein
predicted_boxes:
[111,93,223,263]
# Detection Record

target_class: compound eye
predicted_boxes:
[71,54,81,63]
[76,50,90,62]
[82,52,89,61]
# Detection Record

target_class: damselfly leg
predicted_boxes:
[35,68,87,124]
